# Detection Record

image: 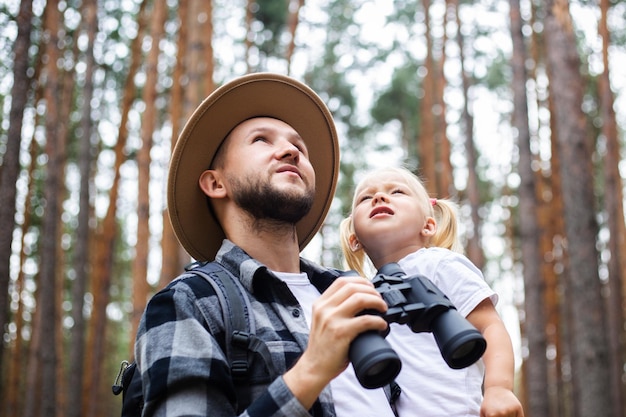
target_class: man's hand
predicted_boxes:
[283,276,388,409]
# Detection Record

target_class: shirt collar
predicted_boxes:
[214,239,340,295]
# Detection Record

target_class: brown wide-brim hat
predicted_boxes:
[167,72,340,261]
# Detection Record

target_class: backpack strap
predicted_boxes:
[113,262,275,416]
[186,261,275,412]
[383,380,402,417]
[112,361,143,417]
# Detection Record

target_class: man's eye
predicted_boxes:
[253,136,267,143]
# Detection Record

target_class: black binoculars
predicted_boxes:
[348,262,487,388]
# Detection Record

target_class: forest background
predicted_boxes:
[1,0,625,416]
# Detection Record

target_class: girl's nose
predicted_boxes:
[372,192,389,204]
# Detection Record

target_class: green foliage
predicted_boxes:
[386,0,421,27]
[252,0,289,56]
[304,0,372,218]
[479,51,511,92]
[0,4,15,94]
[370,63,422,144]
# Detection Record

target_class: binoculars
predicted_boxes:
[348,262,487,388]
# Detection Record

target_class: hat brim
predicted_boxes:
[167,73,340,261]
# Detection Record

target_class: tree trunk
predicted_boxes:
[245,0,254,73]
[509,0,550,415]
[201,0,214,97]
[543,0,613,415]
[82,1,149,415]
[437,1,453,197]
[38,0,62,414]
[547,92,572,417]
[285,0,305,75]
[598,0,626,413]
[67,1,98,416]
[5,134,39,417]
[451,0,484,268]
[417,0,437,192]
[160,0,190,289]
[131,0,167,350]
[54,43,75,417]
[0,0,34,381]
[23,285,43,417]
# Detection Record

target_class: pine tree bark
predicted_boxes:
[418,0,437,191]
[200,0,215,97]
[160,0,190,289]
[5,133,39,417]
[598,0,626,413]
[543,0,613,415]
[285,0,305,75]
[82,1,149,415]
[546,92,571,417]
[437,2,453,197]
[54,43,75,417]
[450,0,484,269]
[0,0,34,381]
[67,1,98,416]
[37,0,63,415]
[131,0,167,350]
[509,0,550,415]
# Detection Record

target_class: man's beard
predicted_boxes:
[228,173,315,224]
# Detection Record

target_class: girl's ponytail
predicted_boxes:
[430,198,464,254]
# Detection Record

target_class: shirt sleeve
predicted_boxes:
[432,253,498,318]
[135,276,311,417]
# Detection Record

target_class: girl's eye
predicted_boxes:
[253,136,267,143]
[392,189,405,195]
[358,195,372,203]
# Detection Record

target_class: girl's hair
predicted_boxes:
[340,216,368,276]
[340,167,463,276]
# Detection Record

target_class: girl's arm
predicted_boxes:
[467,299,525,417]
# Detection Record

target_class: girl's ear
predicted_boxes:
[199,170,227,199]
[348,234,362,252]
[421,216,436,237]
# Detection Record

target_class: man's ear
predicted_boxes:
[421,216,436,236]
[199,170,227,199]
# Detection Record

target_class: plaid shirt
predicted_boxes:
[135,240,340,417]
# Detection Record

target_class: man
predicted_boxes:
[135,73,395,416]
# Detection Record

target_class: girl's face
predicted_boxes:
[350,170,435,261]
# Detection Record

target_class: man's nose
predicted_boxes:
[276,140,300,161]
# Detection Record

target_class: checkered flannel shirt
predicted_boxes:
[135,240,340,417]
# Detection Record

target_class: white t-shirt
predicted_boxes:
[275,271,395,417]
[385,247,498,417]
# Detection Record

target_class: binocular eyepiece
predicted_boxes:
[348,262,487,389]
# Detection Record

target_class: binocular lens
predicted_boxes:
[349,330,402,389]
[431,310,487,369]
[451,339,480,360]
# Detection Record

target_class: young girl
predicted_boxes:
[340,167,524,417]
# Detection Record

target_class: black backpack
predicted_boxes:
[112,261,275,416]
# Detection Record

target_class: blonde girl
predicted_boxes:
[340,167,523,417]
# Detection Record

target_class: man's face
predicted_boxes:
[219,117,316,223]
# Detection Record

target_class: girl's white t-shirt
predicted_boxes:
[386,247,498,417]
[275,271,395,417]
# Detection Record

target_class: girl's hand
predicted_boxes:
[481,385,524,417]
